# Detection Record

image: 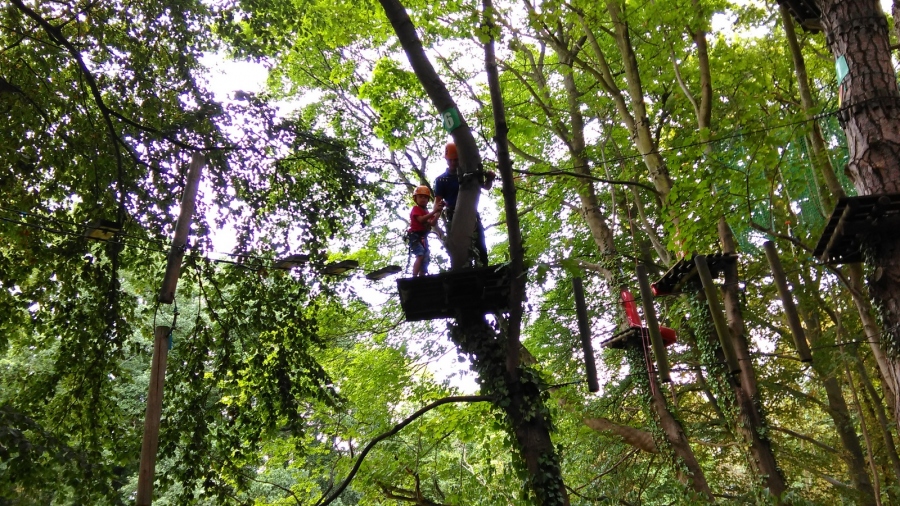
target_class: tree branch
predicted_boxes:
[314,396,490,506]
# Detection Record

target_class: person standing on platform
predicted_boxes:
[408,185,443,277]
[433,142,494,267]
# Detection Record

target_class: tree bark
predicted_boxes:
[378,1,568,503]
[793,274,878,505]
[816,0,900,434]
[781,3,900,421]
[719,224,788,498]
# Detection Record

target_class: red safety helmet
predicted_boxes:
[444,142,458,160]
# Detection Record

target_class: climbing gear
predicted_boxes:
[444,142,458,160]
[413,185,432,200]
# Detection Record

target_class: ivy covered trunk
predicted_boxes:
[377,0,569,503]
[816,0,900,429]
[718,222,788,498]
[625,347,713,500]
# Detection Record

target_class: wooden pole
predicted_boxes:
[136,154,205,505]
[572,277,600,392]
[694,255,741,374]
[636,265,671,383]
[136,326,171,506]
[158,153,205,304]
[763,241,814,362]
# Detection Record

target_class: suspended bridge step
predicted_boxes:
[814,194,900,264]
[397,265,510,321]
[651,252,737,297]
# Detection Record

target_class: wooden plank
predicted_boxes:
[636,265,671,383]
[572,277,599,392]
[763,241,813,362]
[136,326,171,506]
[695,255,741,374]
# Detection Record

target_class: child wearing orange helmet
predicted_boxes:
[408,185,444,277]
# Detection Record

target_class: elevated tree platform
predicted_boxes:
[601,324,678,350]
[776,0,821,32]
[601,289,677,350]
[602,326,645,350]
[396,265,510,321]
[814,194,900,264]
[651,253,737,296]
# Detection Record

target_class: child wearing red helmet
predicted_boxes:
[408,185,444,277]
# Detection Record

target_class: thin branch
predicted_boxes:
[313,396,490,506]
[11,0,126,180]
[770,426,838,454]
[513,168,659,195]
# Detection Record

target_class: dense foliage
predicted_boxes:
[3,0,900,504]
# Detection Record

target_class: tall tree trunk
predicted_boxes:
[781,3,900,420]
[553,35,712,496]
[846,358,884,505]
[378,1,567,503]
[846,263,900,419]
[674,4,788,491]
[718,223,788,498]
[854,352,900,482]
[780,5,843,209]
[816,0,900,436]
[604,0,673,201]
[559,52,616,256]
[793,272,878,504]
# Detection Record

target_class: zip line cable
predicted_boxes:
[505,109,841,178]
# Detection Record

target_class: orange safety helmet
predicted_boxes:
[413,185,432,200]
[444,142,458,160]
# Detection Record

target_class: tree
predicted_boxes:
[813,0,900,433]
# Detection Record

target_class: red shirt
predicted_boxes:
[409,205,430,233]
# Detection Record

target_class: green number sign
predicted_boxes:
[440,107,462,132]
[835,55,849,83]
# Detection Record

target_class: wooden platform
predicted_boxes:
[651,253,737,296]
[396,265,510,321]
[776,0,821,32]
[813,194,900,264]
[601,327,645,350]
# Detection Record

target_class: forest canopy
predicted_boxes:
[3,0,900,504]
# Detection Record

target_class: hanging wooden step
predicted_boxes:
[651,252,737,297]
[813,194,900,264]
[396,265,510,321]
